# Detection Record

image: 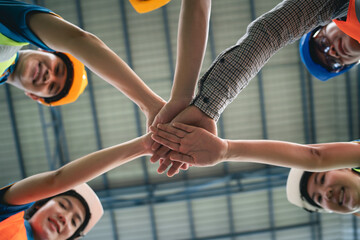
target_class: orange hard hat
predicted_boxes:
[129,0,171,13]
[38,52,87,106]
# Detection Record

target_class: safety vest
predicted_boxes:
[0,211,28,240]
[0,33,28,81]
[333,0,360,42]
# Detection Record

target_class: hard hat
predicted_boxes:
[286,168,331,213]
[70,183,104,238]
[129,0,171,13]
[38,52,88,106]
[299,30,355,81]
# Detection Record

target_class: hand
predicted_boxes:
[151,123,226,167]
[151,98,191,129]
[150,105,217,176]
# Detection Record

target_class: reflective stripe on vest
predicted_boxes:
[0,33,28,78]
[333,0,360,42]
[0,211,28,240]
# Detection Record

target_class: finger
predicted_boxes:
[155,145,171,159]
[180,163,189,170]
[172,122,195,133]
[157,158,172,174]
[151,134,180,152]
[157,123,188,138]
[150,153,161,163]
[149,125,158,133]
[170,152,195,165]
[167,161,183,177]
[151,141,161,152]
[155,128,182,144]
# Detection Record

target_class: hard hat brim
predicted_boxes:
[129,0,171,13]
[72,183,104,236]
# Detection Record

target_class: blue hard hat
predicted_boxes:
[299,30,355,81]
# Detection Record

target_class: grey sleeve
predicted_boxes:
[192,0,349,121]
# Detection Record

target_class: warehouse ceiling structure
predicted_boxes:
[1,0,360,239]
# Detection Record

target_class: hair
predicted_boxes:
[24,190,91,240]
[299,171,322,211]
[42,52,74,104]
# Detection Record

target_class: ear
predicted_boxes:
[25,92,41,101]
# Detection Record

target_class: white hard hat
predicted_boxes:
[71,183,104,237]
[286,168,331,213]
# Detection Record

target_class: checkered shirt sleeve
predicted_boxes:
[191,0,349,121]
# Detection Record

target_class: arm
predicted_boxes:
[151,123,360,170]
[191,0,348,121]
[151,0,211,127]
[3,134,152,206]
[28,13,165,122]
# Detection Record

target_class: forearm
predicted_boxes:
[171,0,211,101]
[66,32,164,114]
[192,0,348,121]
[5,135,149,205]
[223,140,360,171]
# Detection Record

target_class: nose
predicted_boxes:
[43,69,51,83]
[327,45,340,58]
[58,213,67,226]
[325,188,333,200]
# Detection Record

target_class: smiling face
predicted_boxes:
[311,22,360,71]
[306,169,360,214]
[9,50,68,99]
[29,196,86,240]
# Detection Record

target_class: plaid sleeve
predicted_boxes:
[192,0,349,121]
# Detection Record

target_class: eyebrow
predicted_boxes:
[311,173,319,201]
[314,173,319,185]
[62,197,83,223]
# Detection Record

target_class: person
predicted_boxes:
[0,132,153,239]
[150,122,360,214]
[150,0,360,176]
[286,167,360,214]
[1,0,165,129]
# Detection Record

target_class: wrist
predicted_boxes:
[141,97,166,119]
[220,139,230,163]
[169,95,193,105]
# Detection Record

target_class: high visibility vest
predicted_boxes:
[0,33,28,81]
[333,0,360,42]
[0,211,28,240]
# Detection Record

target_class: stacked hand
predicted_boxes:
[150,122,225,167]
[150,105,217,176]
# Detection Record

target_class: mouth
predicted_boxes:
[32,62,42,85]
[48,217,60,233]
[339,187,345,206]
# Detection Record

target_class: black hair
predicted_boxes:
[299,171,322,211]
[24,190,91,240]
[42,52,74,104]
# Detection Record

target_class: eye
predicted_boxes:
[72,218,76,227]
[317,195,322,204]
[320,173,326,185]
[55,64,60,76]
[49,82,55,94]
[59,201,66,210]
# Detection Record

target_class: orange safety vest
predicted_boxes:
[333,0,360,42]
[0,211,28,240]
